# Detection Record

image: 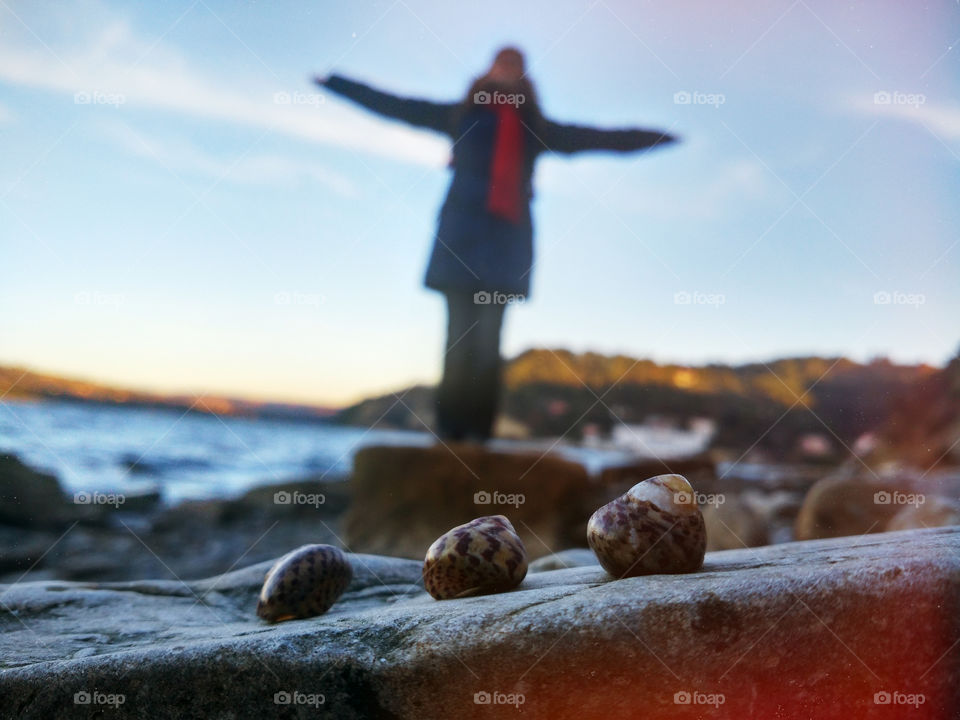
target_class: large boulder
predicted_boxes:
[794,473,907,540]
[702,494,768,551]
[704,489,805,551]
[343,444,591,560]
[1,528,957,718]
[0,454,72,528]
[754,489,803,542]
[597,455,718,496]
[886,495,960,532]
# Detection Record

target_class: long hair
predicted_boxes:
[454,49,544,132]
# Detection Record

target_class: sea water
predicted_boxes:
[0,400,709,504]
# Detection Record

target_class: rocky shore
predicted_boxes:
[2,448,959,585]
[2,447,960,717]
[0,454,350,584]
[2,528,958,718]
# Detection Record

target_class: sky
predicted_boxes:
[1,0,958,406]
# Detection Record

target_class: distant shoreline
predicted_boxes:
[0,364,339,424]
[3,394,339,426]
[3,348,956,470]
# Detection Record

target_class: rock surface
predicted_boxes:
[703,494,769,550]
[2,527,958,719]
[0,454,74,529]
[0,469,350,584]
[703,489,805,550]
[793,473,905,540]
[886,495,960,532]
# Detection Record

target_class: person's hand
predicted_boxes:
[311,73,330,87]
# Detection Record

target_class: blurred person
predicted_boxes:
[315,47,679,442]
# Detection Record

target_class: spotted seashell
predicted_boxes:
[587,474,706,578]
[256,544,352,622]
[422,515,528,600]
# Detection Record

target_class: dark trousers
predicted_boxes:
[436,292,506,442]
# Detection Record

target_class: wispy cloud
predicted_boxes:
[849,93,960,141]
[103,120,358,196]
[0,4,450,167]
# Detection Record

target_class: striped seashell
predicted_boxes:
[256,544,352,622]
[587,474,706,578]
[423,515,528,600]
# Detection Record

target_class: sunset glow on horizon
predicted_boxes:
[2,0,958,405]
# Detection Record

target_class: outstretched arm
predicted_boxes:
[315,74,456,136]
[538,119,679,154]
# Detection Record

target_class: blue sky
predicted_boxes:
[1,0,958,405]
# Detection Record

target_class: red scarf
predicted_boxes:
[486,103,525,224]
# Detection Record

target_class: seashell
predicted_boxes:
[422,515,528,600]
[256,544,352,622]
[587,474,706,578]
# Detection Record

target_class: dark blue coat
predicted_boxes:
[323,75,677,298]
